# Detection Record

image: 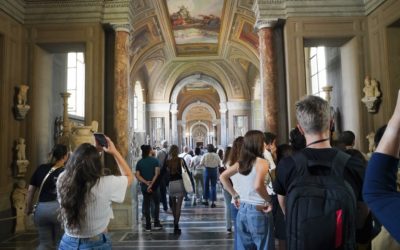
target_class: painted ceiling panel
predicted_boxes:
[166,0,224,55]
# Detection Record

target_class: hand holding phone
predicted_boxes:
[94,133,108,148]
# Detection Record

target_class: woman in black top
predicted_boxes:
[166,145,190,234]
[25,144,68,250]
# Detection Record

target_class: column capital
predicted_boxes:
[170,103,178,115]
[255,19,278,30]
[112,23,133,33]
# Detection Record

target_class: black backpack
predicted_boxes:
[286,151,357,250]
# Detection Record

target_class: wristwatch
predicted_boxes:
[233,194,240,200]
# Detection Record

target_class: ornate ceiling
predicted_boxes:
[0,0,387,125]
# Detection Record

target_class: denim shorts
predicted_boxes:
[59,233,112,250]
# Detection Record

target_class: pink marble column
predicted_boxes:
[113,25,130,157]
[258,21,278,135]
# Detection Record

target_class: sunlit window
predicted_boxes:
[309,47,327,97]
[133,93,138,130]
[67,52,85,118]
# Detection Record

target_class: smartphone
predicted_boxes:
[94,133,108,148]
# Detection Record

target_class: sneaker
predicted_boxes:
[227,228,232,233]
[211,203,216,208]
[203,201,209,206]
[154,222,163,230]
[145,225,151,232]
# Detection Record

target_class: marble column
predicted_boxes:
[170,104,178,145]
[219,103,228,147]
[181,122,186,147]
[257,20,279,135]
[113,24,131,157]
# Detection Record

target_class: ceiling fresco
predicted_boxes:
[166,0,225,56]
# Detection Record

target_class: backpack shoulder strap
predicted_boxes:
[290,151,309,176]
[331,150,351,177]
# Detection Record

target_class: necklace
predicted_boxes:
[306,138,330,147]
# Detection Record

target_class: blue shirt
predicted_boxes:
[136,157,160,182]
[363,152,400,242]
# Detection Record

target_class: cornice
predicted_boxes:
[0,0,25,24]
[253,0,382,24]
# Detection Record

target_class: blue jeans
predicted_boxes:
[59,233,111,250]
[34,201,62,250]
[236,203,275,250]
[222,189,232,230]
[203,167,217,202]
[230,203,240,250]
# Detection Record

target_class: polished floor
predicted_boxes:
[0,196,234,249]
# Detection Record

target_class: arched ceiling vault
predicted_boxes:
[129,0,259,103]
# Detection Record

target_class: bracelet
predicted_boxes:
[233,194,240,200]
[264,199,272,207]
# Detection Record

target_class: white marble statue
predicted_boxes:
[17,85,29,106]
[16,138,26,161]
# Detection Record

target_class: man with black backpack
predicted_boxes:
[273,95,365,250]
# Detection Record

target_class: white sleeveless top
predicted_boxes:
[231,160,265,206]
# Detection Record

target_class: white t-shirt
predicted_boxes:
[179,153,192,168]
[58,174,128,238]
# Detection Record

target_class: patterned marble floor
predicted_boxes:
[0,197,234,250]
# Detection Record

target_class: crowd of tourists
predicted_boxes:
[23,93,400,249]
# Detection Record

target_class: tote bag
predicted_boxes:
[181,160,194,193]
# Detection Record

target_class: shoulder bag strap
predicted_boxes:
[34,166,57,205]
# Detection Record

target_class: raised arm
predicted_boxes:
[375,90,400,156]
[103,136,134,186]
[363,90,400,242]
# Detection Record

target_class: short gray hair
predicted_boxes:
[161,140,168,148]
[295,95,331,134]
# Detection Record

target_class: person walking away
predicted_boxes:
[220,130,275,250]
[57,136,133,249]
[166,145,191,234]
[135,144,163,232]
[156,140,169,211]
[220,146,233,233]
[25,144,69,250]
[201,144,220,208]
[190,147,204,205]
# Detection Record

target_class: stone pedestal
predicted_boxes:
[15,160,29,177]
[258,20,279,135]
[113,24,131,157]
[14,105,30,120]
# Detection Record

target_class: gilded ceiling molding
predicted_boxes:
[227,42,260,71]
[181,101,218,122]
[170,74,228,104]
[190,121,210,136]
[150,61,234,102]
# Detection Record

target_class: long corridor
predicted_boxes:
[0,198,234,249]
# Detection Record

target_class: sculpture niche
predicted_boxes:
[14,85,31,120]
[361,76,381,113]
